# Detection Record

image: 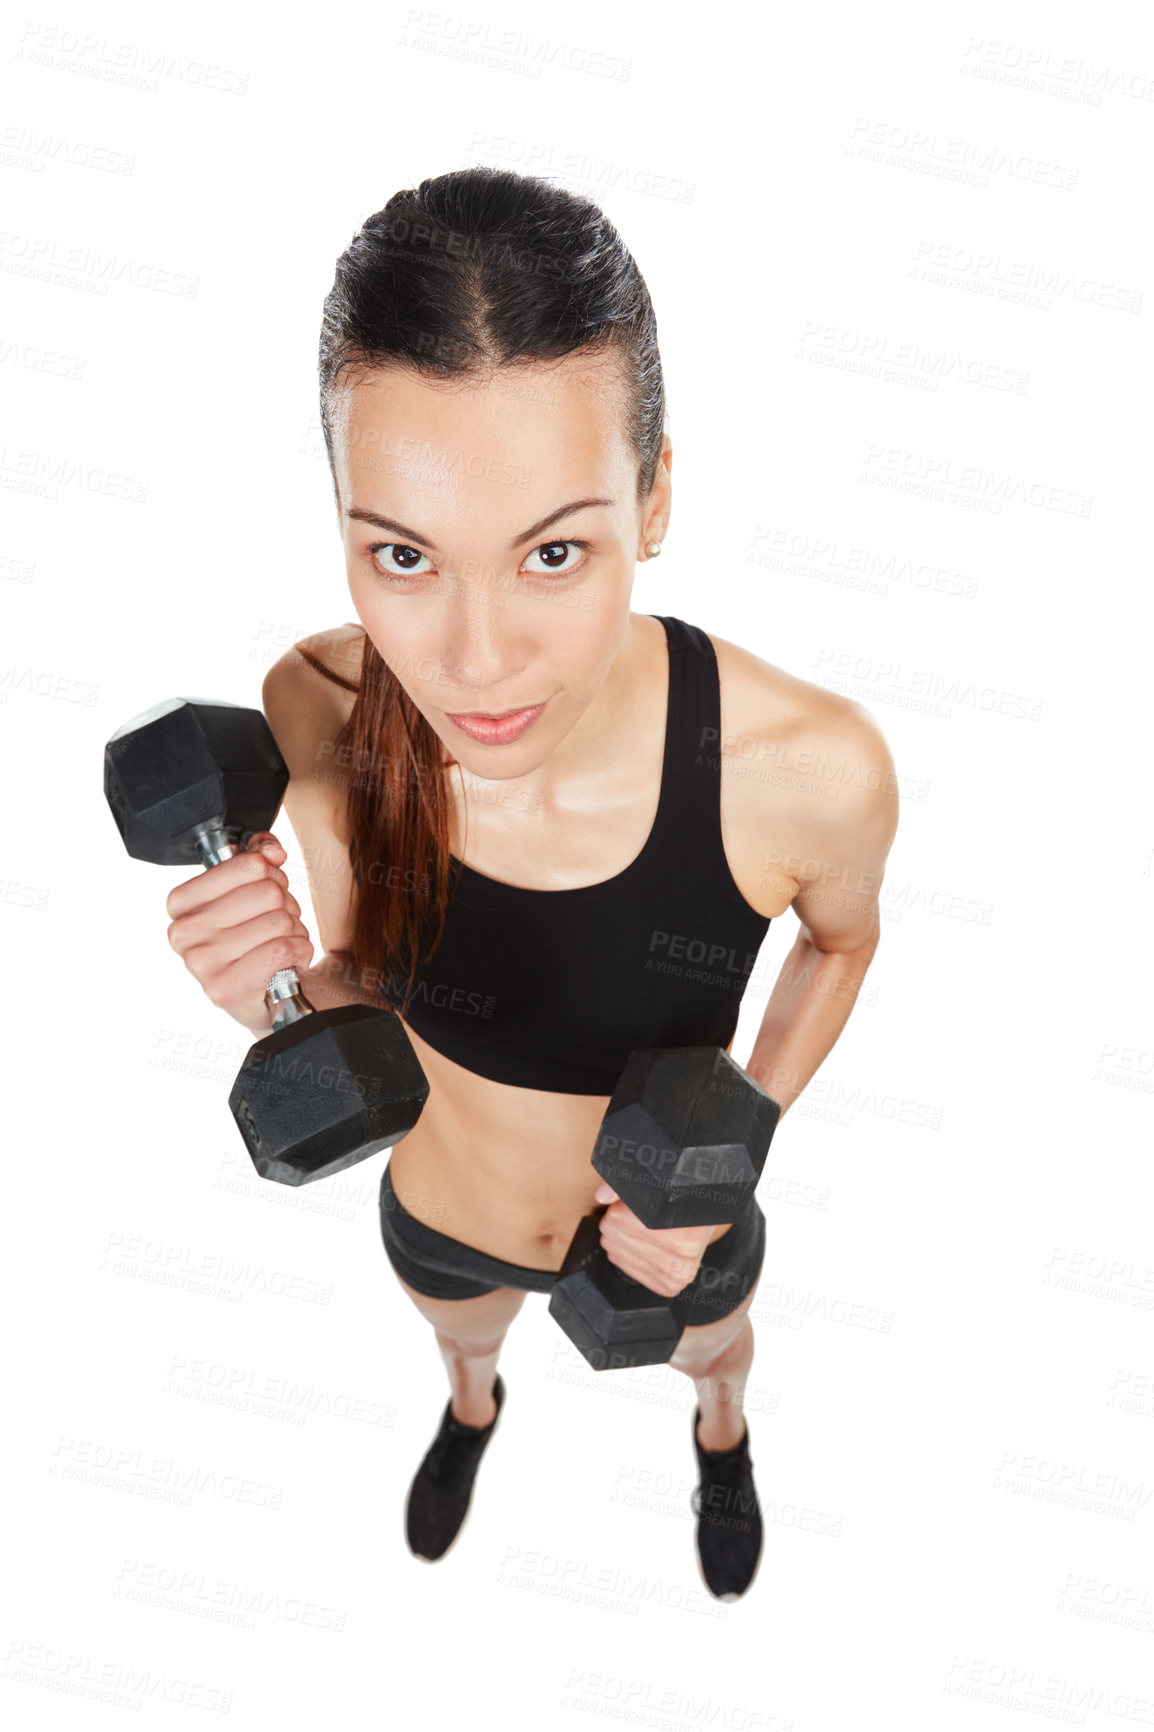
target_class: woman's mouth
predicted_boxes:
[444,700,550,745]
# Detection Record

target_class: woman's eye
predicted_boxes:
[523,540,588,577]
[366,538,589,584]
[368,543,433,581]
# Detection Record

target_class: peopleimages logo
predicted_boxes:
[647,930,759,975]
[378,968,496,1019]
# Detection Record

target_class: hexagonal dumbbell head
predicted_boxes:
[229,1005,430,1186]
[591,1047,780,1230]
[105,697,288,865]
[548,1211,695,1371]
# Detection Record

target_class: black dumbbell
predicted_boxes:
[548,1047,780,1371]
[104,696,429,1186]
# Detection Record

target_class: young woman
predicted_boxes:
[164,168,898,1602]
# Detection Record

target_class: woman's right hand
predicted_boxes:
[165,831,316,1034]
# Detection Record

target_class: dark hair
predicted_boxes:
[311,166,666,1015]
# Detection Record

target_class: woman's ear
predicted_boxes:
[641,436,673,553]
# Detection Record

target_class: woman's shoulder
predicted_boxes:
[260,622,365,784]
[705,624,853,739]
[699,622,897,918]
[295,621,366,694]
[264,622,364,721]
[705,622,895,804]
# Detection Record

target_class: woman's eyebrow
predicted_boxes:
[346,497,614,553]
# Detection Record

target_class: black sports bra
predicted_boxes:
[377,615,773,1095]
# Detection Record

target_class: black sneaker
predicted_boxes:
[405,1375,507,1561]
[690,1405,764,1600]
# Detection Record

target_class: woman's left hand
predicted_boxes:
[593,1182,714,1297]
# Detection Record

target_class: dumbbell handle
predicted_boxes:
[191,820,315,1031]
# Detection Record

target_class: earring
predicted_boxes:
[646,541,662,557]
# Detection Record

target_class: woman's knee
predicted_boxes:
[669,1261,763,1377]
[435,1288,529,1356]
[669,1308,753,1378]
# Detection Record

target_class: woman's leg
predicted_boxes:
[667,1198,767,1449]
[668,1262,764,1451]
[393,1273,529,1427]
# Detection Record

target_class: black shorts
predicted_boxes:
[378,1159,766,1328]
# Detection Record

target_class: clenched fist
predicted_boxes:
[165,830,315,1035]
[592,1181,714,1297]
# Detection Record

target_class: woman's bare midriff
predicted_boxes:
[386,1018,740,1270]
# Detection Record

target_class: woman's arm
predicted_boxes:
[292,949,391,1016]
[745,702,898,1116]
[591,700,898,1297]
[260,639,388,1022]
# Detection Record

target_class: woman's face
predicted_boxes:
[331,353,670,778]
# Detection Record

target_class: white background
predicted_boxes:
[2,2,1152,1727]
